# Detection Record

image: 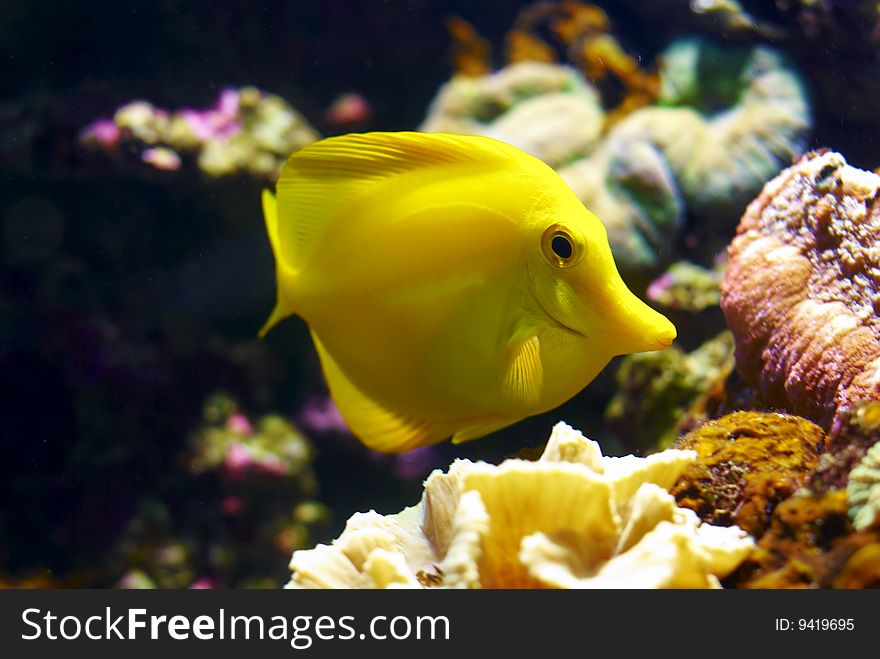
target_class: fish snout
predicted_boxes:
[604,286,676,355]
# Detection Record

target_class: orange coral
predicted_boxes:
[732,490,880,589]
[446,16,491,77]
[506,30,557,65]
[449,2,659,120]
[671,412,826,537]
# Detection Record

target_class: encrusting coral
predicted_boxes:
[721,151,880,430]
[670,412,826,537]
[650,38,810,218]
[286,422,753,589]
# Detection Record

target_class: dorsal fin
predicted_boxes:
[273,132,524,273]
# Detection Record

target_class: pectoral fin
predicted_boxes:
[499,333,543,406]
[311,331,444,453]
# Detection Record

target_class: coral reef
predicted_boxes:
[561,36,809,270]
[81,87,319,179]
[423,25,809,276]
[848,440,880,532]
[605,332,734,453]
[504,1,660,120]
[189,393,314,480]
[286,422,753,589]
[721,151,880,430]
[420,61,604,168]
[670,412,826,537]
[556,130,683,275]
[612,38,809,221]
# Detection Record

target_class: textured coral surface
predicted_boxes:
[733,490,880,589]
[721,151,880,429]
[287,423,753,589]
[672,411,826,537]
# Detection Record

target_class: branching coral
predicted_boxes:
[286,422,753,589]
[721,151,880,430]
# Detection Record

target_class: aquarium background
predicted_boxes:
[3,1,880,588]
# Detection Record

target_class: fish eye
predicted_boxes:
[541,224,584,269]
[552,235,572,259]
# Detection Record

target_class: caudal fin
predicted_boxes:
[259,188,296,337]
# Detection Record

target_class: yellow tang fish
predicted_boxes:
[260,132,675,453]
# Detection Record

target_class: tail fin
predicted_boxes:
[259,188,294,338]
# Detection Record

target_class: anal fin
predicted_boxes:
[451,418,517,445]
[310,331,445,453]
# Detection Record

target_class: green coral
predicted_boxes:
[605,331,734,452]
[647,260,724,312]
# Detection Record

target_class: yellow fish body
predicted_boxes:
[261,132,675,452]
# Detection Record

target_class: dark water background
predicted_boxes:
[2,0,879,586]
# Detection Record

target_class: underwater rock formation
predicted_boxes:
[671,412,826,537]
[605,332,734,453]
[420,61,604,168]
[286,422,753,589]
[81,87,319,180]
[721,151,880,430]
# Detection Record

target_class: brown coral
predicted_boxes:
[732,490,880,589]
[721,151,880,430]
[671,411,826,537]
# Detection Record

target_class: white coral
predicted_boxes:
[286,422,754,589]
[848,441,880,532]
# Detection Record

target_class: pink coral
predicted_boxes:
[721,150,880,429]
